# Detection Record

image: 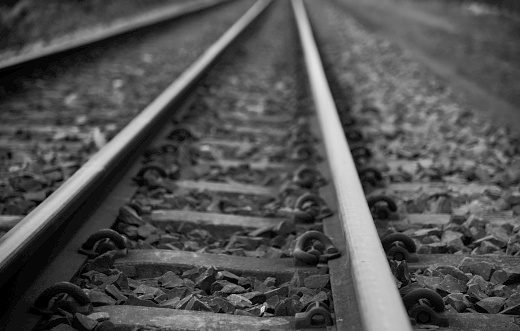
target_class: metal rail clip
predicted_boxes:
[32,282,92,316]
[293,193,333,224]
[403,288,449,327]
[295,302,334,329]
[350,145,372,166]
[358,167,383,188]
[367,195,398,220]
[292,144,316,162]
[292,165,320,189]
[167,127,197,143]
[381,233,418,262]
[78,229,128,258]
[294,230,341,266]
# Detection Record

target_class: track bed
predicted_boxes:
[3,0,517,330]
[0,1,378,330]
[305,0,520,329]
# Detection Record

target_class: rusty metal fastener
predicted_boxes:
[32,282,92,316]
[294,230,340,265]
[160,143,179,155]
[142,147,162,160]
[292,209,317,224]
[136,163,180,183]
[402,288,448,327]
[292,193,322,224]
[345,129,363,143]
[295,193,323,210]
[167,127,196,142]
[78,229,128,258]
[350,145,372,162]
[292,165,318,189]
[291,143,316,161]
[293,193,333,223]
[9,172,50,190]
[293,145,313,161]
[367,195,397,219]
[381,233,417,262]
[295,302,333,329]
[136,163,168,179]
[359,167,383,187]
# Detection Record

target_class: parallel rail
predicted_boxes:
[0,0,271,291]
[292,1,412,330]
[0,0,232,76]
[304,0,520,329]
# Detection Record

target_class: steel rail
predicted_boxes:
[0,0,273,288]
[0,0,233,75]
[291,1,413,330]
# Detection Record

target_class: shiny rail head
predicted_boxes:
[291,0,413,330]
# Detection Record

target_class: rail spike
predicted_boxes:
[367,195,398,220]
[292,193,332,224]
[136,163,180,181]
[295,302,334,329]
[402,288,449,327]
[78,228,128,258]
[32,281,92,316]
[295,193,323,210]
[294,230,341,265]
[160,143,179,155]
[292,165,319,189]
[167,127,197,143]
[359,167,384,187]
[350,145,372,165]
[136,163,168,179]
[292,144,316,162]
[381,233,418,262]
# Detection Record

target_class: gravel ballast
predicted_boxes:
[0,0,256,228]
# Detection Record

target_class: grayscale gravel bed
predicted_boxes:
[0,0,255,222]
[307,0,520,212]
[307,0,520,319]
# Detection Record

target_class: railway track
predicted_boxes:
[0,0,232,76]
[2,0,519,330]
[0,0,255,230]
[0,0,411,330]
[304,0,520,330]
